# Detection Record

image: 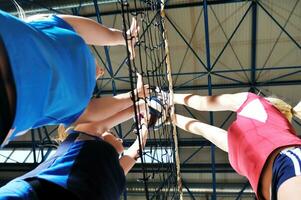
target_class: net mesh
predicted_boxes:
[119,0,182,199]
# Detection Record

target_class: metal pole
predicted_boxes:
[203,0,216,199]
[250,1,257,92]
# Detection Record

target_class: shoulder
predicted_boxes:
[237,93,268,122]
[223,92,249,111]
[26,15,76,32]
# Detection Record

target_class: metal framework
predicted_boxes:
[0,0,300,199]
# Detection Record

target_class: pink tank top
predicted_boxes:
[228,92,301,196]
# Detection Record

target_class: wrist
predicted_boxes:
[121,31,127,45]
[136,136,147,149]
[134,154,140,161]
[129,91,136,101]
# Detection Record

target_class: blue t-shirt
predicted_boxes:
[0,131,126,200]
[0,11,96,145]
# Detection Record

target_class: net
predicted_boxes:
[119,0,183,199]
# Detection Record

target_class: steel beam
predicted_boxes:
[211,3,252,70]
[98,65,301,81]
[203,1,217,199]
[165,14,207,70]
[257,1,300,49]
[182,179,197,200]
[98,79,301,94]
[5,139,213,149]
[126,182,254,196]
[83,0,253,17]
[256,0,299,81]
[235,181,250,200]
[250,1,257,91]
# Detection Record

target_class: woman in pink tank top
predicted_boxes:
[173,92,301,200]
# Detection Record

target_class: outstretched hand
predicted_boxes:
[136,73,150,99]
[137,115,148,148]
[126,17,140,60]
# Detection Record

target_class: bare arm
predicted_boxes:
[58,15,139,59]
[75,73,149,124]
[175,114,228,152]
[174,92,248,112]
[119,121,148,175]
[75,92,134,124]
[75,100,147,136]
[58,15,125,46]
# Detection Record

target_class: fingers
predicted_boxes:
[136,73,143,94]
[143,84,150,97]
[135,73,150,99]
[130,17,137,32]
[137,84,150,99]
[140,114,149,143]
[130,17,140,37]
[130,37,138,59]
[128,17,140,60]
[136,72,142,85]
[129,40,135,60]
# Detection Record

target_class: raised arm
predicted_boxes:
[58,15,124,46]
[175,114,228,152]
[58,15,139,59]
[75,91,137,124]
[119,119,148,175]
[75,73,149,124]
[74,100,147,137]
[174,92,248,112]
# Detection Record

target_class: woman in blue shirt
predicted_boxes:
[0,72,149,200]
[0,96,149,200]
[0,10,139,146]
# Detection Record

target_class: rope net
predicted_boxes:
[119,0,182,199]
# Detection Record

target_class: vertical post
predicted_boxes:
[203,0,216,199]
[250,1,257,92]
[160,0,183,199]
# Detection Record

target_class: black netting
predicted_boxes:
[119,0,182,199]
